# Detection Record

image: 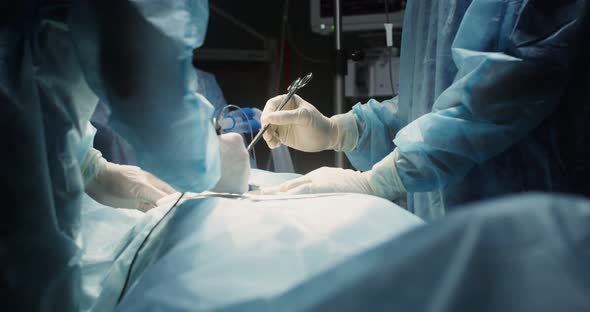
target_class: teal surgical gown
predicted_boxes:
[346,0,590,220]
[1,1,219,310]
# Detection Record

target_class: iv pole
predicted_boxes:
[333,0,345,168]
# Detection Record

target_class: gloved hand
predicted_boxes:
[84,149,176,211]
[210,133,251,194]
[259,150,406,201]
[261,94,359,152]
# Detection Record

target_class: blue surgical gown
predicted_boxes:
[1,1,219,310]
[346,0,590,220]
[68,0,220,191]
[194,68,228,111]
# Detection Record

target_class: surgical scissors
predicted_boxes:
[246,72,313,152]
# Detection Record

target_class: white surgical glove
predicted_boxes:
[83,148,176,211]
[260,150,406,201]
[210,133,251,194]
[261,94,359,152]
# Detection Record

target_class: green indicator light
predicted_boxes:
[331,24,335,30]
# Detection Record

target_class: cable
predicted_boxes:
[216,104,257,166]
[275,0,290,95]
[387,49,396,95]
[384,0,396,96]
[117,192,186,304]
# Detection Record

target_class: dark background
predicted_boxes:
[195,0,390,174]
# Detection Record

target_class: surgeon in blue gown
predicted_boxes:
[0,0,220,310]
[260,0,590,220]
[88,69,227,166]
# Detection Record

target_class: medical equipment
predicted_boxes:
[217,107,262,134]
[214,105,255,135]
[345,49,401,98]
[344,0,589,221]
[310,0,404,35]
[247,72,314,152]
[214,105,259,169]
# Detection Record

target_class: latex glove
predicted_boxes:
[84,149,176,211]
[260,150,406,201]
[210,133,251,194]
[261,94,359,152]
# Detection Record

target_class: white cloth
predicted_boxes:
[210,133,251,194]
[117,194,423,311]
[79,170,423,311]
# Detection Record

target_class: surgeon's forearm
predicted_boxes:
[391,0,586,193]
[345,97,401,171]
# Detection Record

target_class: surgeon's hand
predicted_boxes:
[210,133,251,194]
[260,167,374,195]
[262,94,359,152]
[259,150,406,201]
[85,150,176,211]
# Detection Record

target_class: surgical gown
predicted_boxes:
[68,0,220,191]
[91,101,137,165]
[1,1,219,310]
[346,0,590,220]
[194,68,228,111]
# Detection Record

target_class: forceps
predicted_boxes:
[246,72,314,152]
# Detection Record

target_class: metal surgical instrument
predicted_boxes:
[246,72,313,152]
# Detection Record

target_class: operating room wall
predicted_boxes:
[196,0,358,173]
